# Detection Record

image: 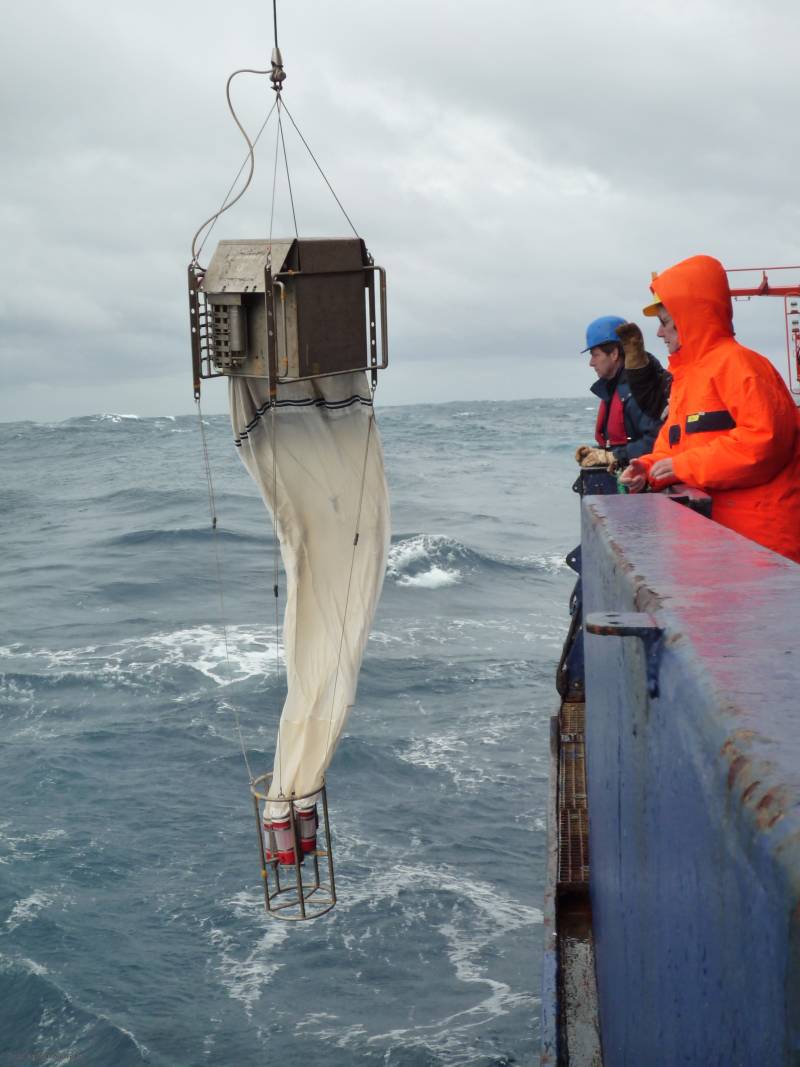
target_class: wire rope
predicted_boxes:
[190,76,278,264]
[196,398,255,783]
[267,108,282,263]
[279,99,361,239]
[323,389,378,756]
[278,102,299,239]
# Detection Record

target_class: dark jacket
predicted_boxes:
[625,352,672,424]
[591,356,667,466]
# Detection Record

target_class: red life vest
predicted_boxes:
[595,389,628,447]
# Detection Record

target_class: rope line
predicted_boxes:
[269,404,285,798]
[324,391,378,756]
[197,398,218,526]
[266,61,286,804]
[196,399,255,783]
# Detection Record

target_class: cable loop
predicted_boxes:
[190,72,276,265]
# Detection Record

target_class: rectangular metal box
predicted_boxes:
[189,237,387,394]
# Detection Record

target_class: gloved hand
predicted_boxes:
[615,322,648,370]
[575,446,618,471]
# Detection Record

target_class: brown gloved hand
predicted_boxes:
[575,445,593,465]
[615,322,648,371]
[575,446,618,472]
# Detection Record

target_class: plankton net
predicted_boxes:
[187,16,390,920]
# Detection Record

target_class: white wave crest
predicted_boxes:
[6,890,56,931]
[0,625,283,688]
[206,891,290,1014]
[398,565,460,589]
[0,822,67,866]
[387,534,464,589]
[0,955,49,977]
[139,627,283,685]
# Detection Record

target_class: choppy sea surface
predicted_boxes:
[0,398,589,1067]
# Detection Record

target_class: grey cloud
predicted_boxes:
[1,0,798,419]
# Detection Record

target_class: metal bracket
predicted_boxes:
[585,611,664,698]
[270,47,286,93]
[566,545,581,575]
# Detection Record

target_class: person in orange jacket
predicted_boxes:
[620,254,800,564]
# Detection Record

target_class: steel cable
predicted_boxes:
[196,398,255,783]
[190,76,278,265]
[279,99,361,239]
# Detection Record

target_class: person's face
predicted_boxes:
[657,307,680,354]
[589,346,622,380]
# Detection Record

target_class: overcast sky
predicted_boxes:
[2,0,798,420]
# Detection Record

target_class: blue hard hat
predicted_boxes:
[581,315,627,353]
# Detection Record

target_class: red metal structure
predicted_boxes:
[726,266,800,394]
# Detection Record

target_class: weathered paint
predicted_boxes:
[582,494,800,1066]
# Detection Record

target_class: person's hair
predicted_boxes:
[596,342,621,359]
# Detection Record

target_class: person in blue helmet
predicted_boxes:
[575,315,670,470]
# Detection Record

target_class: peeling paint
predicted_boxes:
[727,754,749,790]
[742,781,762,803]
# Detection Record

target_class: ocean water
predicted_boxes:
[0,398,588,1067]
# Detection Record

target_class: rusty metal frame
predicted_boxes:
[250,773,336,922]
[726,265,800,395]
[188,264,223,399]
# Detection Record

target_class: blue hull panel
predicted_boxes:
[582,494,800,1066]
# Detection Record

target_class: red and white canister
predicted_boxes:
[263,815,297,866]
[296,806,318,854]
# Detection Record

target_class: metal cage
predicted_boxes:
[251,773,336,921]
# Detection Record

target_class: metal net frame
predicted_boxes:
[251,773,337,921]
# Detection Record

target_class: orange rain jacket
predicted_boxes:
[638,254,800,563]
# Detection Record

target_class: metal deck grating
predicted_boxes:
[560,701,585,737]
[558,702,590,888]
[558,806,590,886]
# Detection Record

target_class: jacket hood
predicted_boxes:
[651,255,734,358]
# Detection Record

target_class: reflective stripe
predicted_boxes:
[685,410,737,434]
